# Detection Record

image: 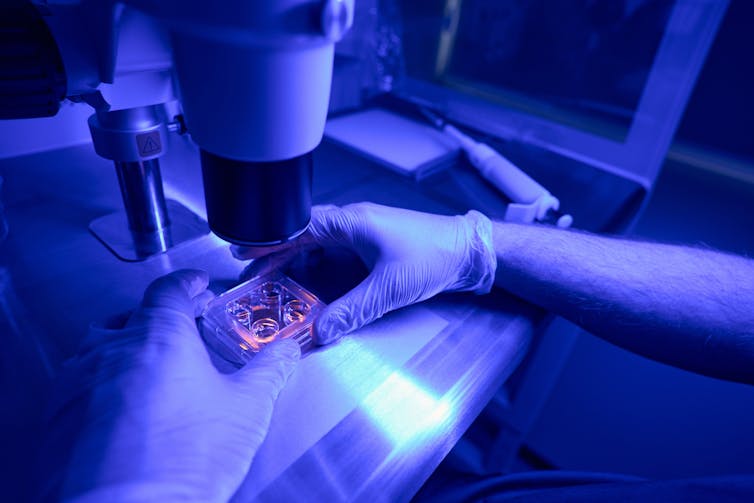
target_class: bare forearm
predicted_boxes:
[492,222,754,384]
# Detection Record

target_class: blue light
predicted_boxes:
[362,370,453,447]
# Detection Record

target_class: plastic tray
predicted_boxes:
[201,272,325,366]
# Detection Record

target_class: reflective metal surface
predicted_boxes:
[89,199,209,261]
[0,137,541,501]
[114,159,170,234]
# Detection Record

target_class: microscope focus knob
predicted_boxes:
[321,0,355,42]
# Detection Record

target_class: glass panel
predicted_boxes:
[400,0,674,139]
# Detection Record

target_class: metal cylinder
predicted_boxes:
[200,149,312,246]
[115,159,170,233]
[114,158,171,255]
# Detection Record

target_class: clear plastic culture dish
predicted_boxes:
[201,272,324,366]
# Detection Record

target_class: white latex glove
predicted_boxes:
[234,202,496,345]
[40,269,300,502]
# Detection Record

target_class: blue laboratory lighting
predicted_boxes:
[362,371,453,448]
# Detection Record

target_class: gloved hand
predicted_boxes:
[234,202,496,345]
[41,269,300,502]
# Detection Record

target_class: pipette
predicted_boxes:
[420,108,573,228]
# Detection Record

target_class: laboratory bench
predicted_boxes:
[0,129,641,501]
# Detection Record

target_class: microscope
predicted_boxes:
[0,0,354,259]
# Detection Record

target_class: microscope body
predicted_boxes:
[1,0,354,253]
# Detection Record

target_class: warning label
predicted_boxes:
[136,131,162,157]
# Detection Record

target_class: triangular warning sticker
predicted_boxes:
[136,132,162,157]
[141,136,159,154]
